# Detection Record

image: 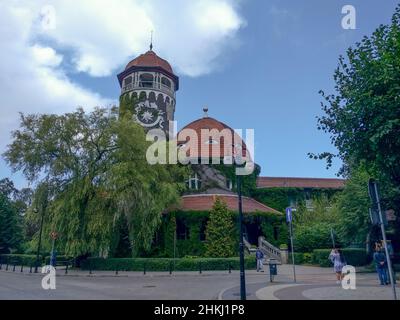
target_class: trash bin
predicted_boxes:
[267,259,278,282]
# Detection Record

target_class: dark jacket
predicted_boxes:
[256,250,264,260]
[373,251,387,268]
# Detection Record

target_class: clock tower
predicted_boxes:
[117,44,179,135]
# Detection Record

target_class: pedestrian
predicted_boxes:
[329,248,347,284]
[256,248,264,272]
[373,246,389,285]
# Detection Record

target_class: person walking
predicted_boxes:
[329,248,347,284]
[373,246,389,285]
[256,248,264,272]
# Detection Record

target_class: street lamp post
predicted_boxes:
[236,173,247,301]
[233,143,247,301]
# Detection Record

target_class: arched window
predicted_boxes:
[161,77,171,89]
[139,73,154,88]
[124,76,132,87]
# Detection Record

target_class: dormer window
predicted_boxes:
[187,173,202,190]
[205,138,219,145]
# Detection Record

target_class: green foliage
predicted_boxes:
[288,252,313,265]
[81,256,256,271]
[294,223,336,253]
[0,194,23,254]
[252,188,305,212]
[312,5,400,205]
[212,164,260,196]
[205,198,236,257]
[0,254,42,266]
[334,166,372,246]
[3,107,187,257]
[258,214,288,247]
[164,214,177,258]
[312,249,368,267]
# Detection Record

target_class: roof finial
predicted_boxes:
[150,30,153,51]
[203,106,209,118]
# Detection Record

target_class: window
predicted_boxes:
[176,219,189,240]
[139,73,154,88]
[205,138,219,145]
[161,77,171,88]
[124,76,132,86]
[187,173,202,190]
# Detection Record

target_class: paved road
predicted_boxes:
[0,269,269,300]
[1,265,397,300]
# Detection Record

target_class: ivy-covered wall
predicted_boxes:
[156,210,287,258]
[251,187,341,212]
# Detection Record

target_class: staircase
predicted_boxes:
[258,236,282,264]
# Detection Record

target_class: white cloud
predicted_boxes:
[0,0,245,182]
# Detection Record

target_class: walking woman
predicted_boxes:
[329,248,347,284]
[373,246,389,285]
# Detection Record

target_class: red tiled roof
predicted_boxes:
[256,177,346,189]
[125,50,173,74]
[177,117,248,159]
[179,194,281,214]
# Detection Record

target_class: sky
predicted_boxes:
[0,0,399,189]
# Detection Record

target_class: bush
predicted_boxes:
[81,257,256,272]
[312,248,367,267]
[288,252,313,265]
[294,223,336,252]
[0,254,43,266]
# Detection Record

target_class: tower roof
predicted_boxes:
[125,50,174,74]
[177,115,248,159]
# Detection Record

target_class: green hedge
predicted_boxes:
[44,255,73,265]
[312,249,367,267]
[81,257,256,272]
[288,252,313,265]
[0,254,43,266]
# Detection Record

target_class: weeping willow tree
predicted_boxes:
[3,106,188,257]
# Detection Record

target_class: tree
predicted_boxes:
[205,197,236,257]
[311,5,400,201]
[0,194,23,253]
[293,195,341,252]
[3,107,187,257]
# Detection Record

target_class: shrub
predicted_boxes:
[0,254,43,266]
[288,252,313,265]
[81,257,256,272]
[294,223,335,252]
[312,248,367,267]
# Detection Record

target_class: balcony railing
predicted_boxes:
[122,81,175,97]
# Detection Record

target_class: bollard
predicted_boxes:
[169,261,173,275]
[144,263,146,275]
[65,264,68,275]
[30,265,32,273]
[228,262,232,274]
[20,265,23,273]
[199,261,202,274]
[13,264,16,272]
[89,264,92,275]
[116,267,119,275]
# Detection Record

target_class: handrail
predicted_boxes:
[258,236,281,262]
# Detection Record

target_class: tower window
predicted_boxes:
[139,73,154,88]
[161,77,172,89]
[124,76,132,86]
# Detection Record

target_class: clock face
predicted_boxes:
[134,100,165,129]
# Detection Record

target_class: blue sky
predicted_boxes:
[1,0,399,188]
